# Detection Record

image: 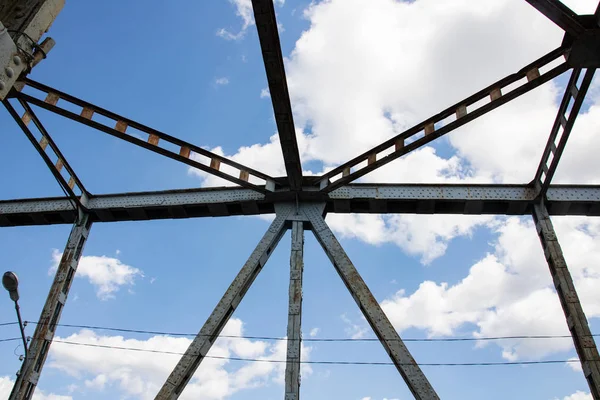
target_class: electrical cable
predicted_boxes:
[18,321,600,343]
[0,337,20,343]
[50,339,581,367]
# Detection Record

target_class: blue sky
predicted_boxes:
[1,0,600,399]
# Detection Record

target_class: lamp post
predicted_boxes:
[3,271,29,400]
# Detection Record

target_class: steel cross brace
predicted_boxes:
[156,202,438,400]
[318,47,569,192]
[3,98,89,212]
[10,214,92,400]
[532,203,600,399]
[533,67,596,197]
[11,79,277,194]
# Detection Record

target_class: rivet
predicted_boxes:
[0,80,5,91]
[13,56,22,66]
[5,67,14,78]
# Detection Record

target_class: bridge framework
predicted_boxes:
[1,1,600,399]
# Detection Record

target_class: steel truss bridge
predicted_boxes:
[1,1,600,399]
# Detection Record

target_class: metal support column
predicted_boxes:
[11,214,92,400]
[284,221,304,400]
[532,203,600,399]
[305,205,439,400]
[155,205,292,400]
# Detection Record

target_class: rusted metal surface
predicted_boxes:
[319,47,569,192]
[307,204,439,399]
[285,221,304,400]
[532,203,600,399]
[11,215,92,400]
[155,204,293,399]
[4,183,600,227]
[15,79,277,193]
[534,68,596,197]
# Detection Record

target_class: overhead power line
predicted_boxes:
[1,320,596,343]
[0,337,21,343]
[50,339,580,367]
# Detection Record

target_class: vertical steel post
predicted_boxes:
[533,203,600,399]
[284,221,304,400]
[11,214,92,400]
[305,205,439,400]
[155,205,292,400]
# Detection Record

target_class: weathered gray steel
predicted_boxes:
[318,48,568,192]
[532,203,600,399]
[10,215,92,400]
[155,204,292,399]
[251,0,303,191]
[306,205,440,400]
[3,184,600,227]
[284,220,304,400]
[534,68,596,197]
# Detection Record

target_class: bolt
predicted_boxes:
[5,67,14,78]
[13,55,22,66]
[0,80,5,91]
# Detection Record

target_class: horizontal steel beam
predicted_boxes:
[2,184,600,226]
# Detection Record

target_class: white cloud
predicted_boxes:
[380,216,600,360]
[215,77,230,85]
[217,0,285,41]
[195,0,600,264]
[567,357,582,372]
[260,88,270,98]
[45,318,311,399]
[309,327,320,337]
[557,391,593,400]
[50,250,143,300]
[217,0,254,41]
[197,0,600,366]
[341,313,368,339]
[0,376,72,400]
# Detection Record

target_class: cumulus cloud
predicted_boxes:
[50,250,143,300]
[0,376,72,400]
[200,0,600,264]
[46,318,311,399]
[203,0,600,370]
[380,216,600,360]
[557,391,593,400]
[217,0,285,40]
[215,77,230,85]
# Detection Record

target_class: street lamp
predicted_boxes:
[3,271,28,357]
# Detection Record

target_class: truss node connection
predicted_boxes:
[3,0,600,399]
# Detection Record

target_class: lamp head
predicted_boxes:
[2,271,19,302]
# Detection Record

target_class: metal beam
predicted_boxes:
[13,79,276,193]
[534,68,595,197]
[10,214,92,400]
[318,48,568,192]
[285,220,304,400]
[306,205,439,400]
[524,0,585,36]
[4,184,600,227]
[252,0,303,190]
[4,99,87,209]
[532,203,600,399]
[155,204,292,399]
